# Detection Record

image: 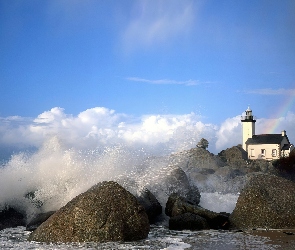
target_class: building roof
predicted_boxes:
[245,134,287,145]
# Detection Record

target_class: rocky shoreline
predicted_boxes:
[1,145,295,243]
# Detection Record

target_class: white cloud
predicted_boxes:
[245,88,295,95]
[127,77,200,86]
[215,116,242,151]
[122,0,195,51]
[1,107,295,157]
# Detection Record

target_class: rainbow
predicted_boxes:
[264,94,295,134]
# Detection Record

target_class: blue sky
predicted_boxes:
[0,0,295,155]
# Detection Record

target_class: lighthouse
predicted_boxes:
[241,107,256,151]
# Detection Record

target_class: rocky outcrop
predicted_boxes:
[218,145,248,165]
[167,145,280,193]
[0,207,25,231]
[148,166,201,207]
[170,147,226,172]
[28,181,149,243]
[165,193,229,230]
[230,174,295,229]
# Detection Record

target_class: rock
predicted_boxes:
[230,174,295,229]
[28,181,149,243]
[165,193,229,230]
[26,211,55,231]
[165,194,193,217]
[149,166,201,207]
[170,147,226,172]
[0,207,25,230]
[214,166,245,181]
[218,145,248,165]
[186,184,201,205]
[136,188,162,224]
[169,212,210,231]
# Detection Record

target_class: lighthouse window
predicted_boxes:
[272,149,277,157]
[250,149,255,157]
[261,149,266,156]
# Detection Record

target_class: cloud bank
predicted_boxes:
[1,107,295,160]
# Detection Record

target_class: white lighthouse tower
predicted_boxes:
[241,107,256,151]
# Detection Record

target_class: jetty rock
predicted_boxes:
[165,193,229,230]
[28,181,149,243]
[230,174,295,229]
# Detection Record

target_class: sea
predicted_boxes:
[1,137,295,249]
[2,225,295,249]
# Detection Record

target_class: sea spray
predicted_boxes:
[0,135,239,224]
[0,137,175,219]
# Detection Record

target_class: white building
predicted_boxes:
[241,107,294,160]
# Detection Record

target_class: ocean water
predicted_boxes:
[2,225,295,249]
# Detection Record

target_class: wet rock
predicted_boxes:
[230,174,295,229]
[150,166,201,206]
[165,193,229,230]
[28,181,149,243]
[0,207,25,231]
[26,211,55,231]
[218,145,248,164]
[136,188,162,224]
[169,212,210,231]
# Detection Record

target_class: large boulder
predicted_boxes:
[169,212,210,231]
[148,166,201,207]
[28,181,149,243]
[0,207,25,230]
[230,174,295,229]
[165,193,229,230]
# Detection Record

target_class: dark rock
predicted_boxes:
[136,188,162,224]
[230,174,295,229]
[170,147,226,172]
[26,211,55,231]
[165,193,192,217]
[0,207,25,231]
[218,145,248,164]
[186,184,201,205]
[169,212,210,231]
[28,181,150,243]
[165,193,229,230]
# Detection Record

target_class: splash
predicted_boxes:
[0,137,148,218]
[0,136,206,221]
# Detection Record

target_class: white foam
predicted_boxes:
[199,192,239,213]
